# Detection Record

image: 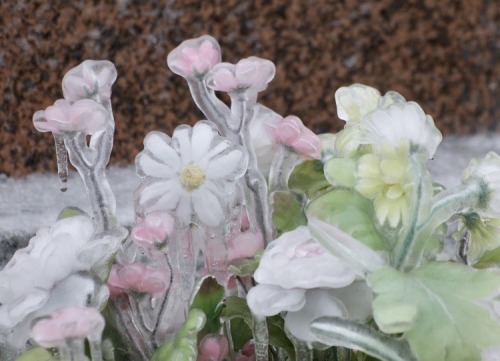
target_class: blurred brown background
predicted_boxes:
[0,0,498,177]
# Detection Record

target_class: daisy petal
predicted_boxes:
[205,148,246,179]
[143,132,181,171]
[192,187,225,226]
[191,122,216,162]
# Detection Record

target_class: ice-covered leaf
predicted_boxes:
[271,191,307,233]
[324,157,357,188]
[151,308,206,361]
[189,276,225,338]
[476,247,500,269]
[288,160,331,199]
[228,256,260,276]
[368,262,500,361]
[16,348,54,361]
[307,189,386,251]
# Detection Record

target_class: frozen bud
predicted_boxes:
[206,57,275,93]
[197,334,229,361]
[62,60,117,104]
[107,263,171,297]
[131,211,175,249]
[33,98,108,135]
[167,35,221,78]
[30,306,104,348]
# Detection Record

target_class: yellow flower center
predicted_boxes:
[180,163,205,192]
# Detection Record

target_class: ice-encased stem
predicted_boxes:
[251,315,269,361]
[59,338,89,361]
[53,133,69,192]
[233,94,273,247]
[187,77,231,137]
[284,328,312,361]
[268,146,298,193]
[88,337,104,361]
[64,127,116,233]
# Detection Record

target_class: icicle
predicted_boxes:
[53,133,69,192]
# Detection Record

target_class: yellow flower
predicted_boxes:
[355,142,413,227]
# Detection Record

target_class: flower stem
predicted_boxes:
[251,315,269,361]
[53,133,69,192]
[285,327,312,361]
[59,338,89,361]
[268,146,298,193]
[187,78,231,137]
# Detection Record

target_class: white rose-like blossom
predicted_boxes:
[0,216,110,348]
[247,227,372,342]
[359,101,442,160]
[135,121,248,227]
[463,152,500,219]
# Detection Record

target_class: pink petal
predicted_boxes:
[131,211,174,248]
[228,232,264,261]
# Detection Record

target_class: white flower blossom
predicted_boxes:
[359,102,442,160]
[247,227,371,342]
[136,121,248,227]
[0,216,113,348]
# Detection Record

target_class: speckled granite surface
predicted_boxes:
[1,0,498,177]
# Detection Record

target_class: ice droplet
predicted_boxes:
[53,134,69,192]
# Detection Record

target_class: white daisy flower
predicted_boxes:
[135,121,248,227]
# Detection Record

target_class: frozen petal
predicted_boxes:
[247,284,306,318]
[191,121,217,162]
[205,148,246,180]
[192,187,225,226]
[335,84,381,123]
[143,132,181,172]
[136,151,176,179]
[139,179,179,207]
[173,125,193,164]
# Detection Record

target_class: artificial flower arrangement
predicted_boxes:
[2,34,500,361]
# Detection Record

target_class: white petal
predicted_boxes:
[192,187,225,226]
[335,84,381,123]
[199,139,231,167]
[285,289,347,343]
[331,281,373,321]
[205,148,246,179]
[247,284,306,318]
[191,121,216,162]
[139,179,179,206]
[175,193,193,226]
[172,125,193,164]
[143,132,181,171]
[136,151,176,178]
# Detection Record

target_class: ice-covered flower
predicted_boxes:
[62,60,117,104]
[236,340,256,361]
[33,98,108,135]
[463,152,500,219]
[197,334,229,361]
[167,35,221,78]
[107,262,171,297]
[247,227,370,342]
[359,102,442,160]
[334,84,406,156]
[136,121,248,227]
[266,115,321,159]
[355,141,414,228]
[206,57,275,93]
[30,306,105,348]
[131,211,174,249]
[0,216,108,347]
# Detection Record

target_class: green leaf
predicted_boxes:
[220,296,252,324]
[368,262,500,361]
[230,318,253,350]
[189,276,225,339]
[324,157,357,188]
[271,191,307,233]
[151,308,206,361]
[267,315,296,360]
[228,257,260,276]
[16,348,54,361]
[475,246,500,269]
[307,189,386,251]
[288,160,331,199]
[57,206,87,220]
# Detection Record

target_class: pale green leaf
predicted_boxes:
[271,191,307,233]
[288,160,331,199]
[368,262,500,361]
[16,348,54,361]
[307,189,386,251]
[324,157,357,188]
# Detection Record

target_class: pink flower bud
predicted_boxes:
[30,306,104,348]
[266,116,321,159]
[131,211,174,249]
[206,57,275,93]
[236,340,256,361]
[167,35,221,78]
[197,334,229,361]
[228,231,264,261]
[107,263,171,297]
[33,99,108,135]
[62,60,117,103]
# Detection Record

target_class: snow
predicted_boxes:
[0,133,499,265]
